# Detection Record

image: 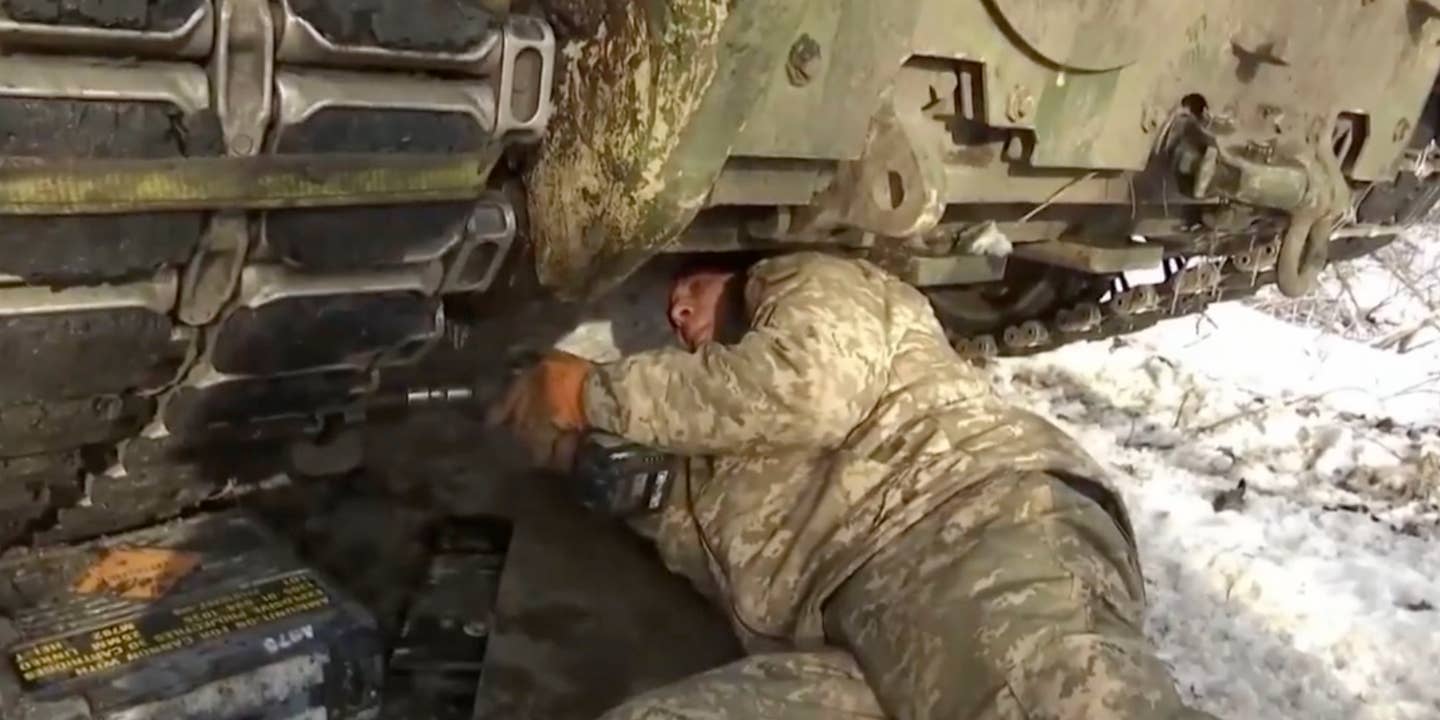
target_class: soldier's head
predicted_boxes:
[668,256,755,351]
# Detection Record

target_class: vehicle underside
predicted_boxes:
[2,0,1440,570]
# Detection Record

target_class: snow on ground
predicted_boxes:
[991,290,1440,719]
[1253,226,1440,354]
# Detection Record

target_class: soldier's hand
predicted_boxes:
[487,351,593,470]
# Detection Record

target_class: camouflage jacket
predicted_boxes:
[583,253,1108,651]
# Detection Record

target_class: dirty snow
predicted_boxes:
[1253,227,1440,354]
[992,273,1440,719]
[557,245,1440,719]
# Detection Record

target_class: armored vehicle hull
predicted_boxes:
[530,0,1440,354]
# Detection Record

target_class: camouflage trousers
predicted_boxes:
[600,471,1217,719]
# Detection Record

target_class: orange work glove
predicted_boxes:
[488,350,593,471]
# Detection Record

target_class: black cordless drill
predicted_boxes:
[372,385,676,516]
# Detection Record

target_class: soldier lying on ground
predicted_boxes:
[491,252,1216,719]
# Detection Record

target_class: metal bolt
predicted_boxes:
[91,396,122,417]
[1140,107,1162,134]
[230,135,255,156]
[961,335,998,358]
[786,34,822,87]
[1395,117,1414,143]
[1003,321,1049,350]
[1006,87,1034,123]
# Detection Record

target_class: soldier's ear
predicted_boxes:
[714,273,750,345]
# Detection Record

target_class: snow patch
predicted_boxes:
[993,295,1440,719]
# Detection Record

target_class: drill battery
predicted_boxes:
[0,512,382,720]
[571,433,677,516]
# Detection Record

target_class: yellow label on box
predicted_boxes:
[12,572,331,688]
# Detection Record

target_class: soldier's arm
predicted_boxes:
[583,255,892,455]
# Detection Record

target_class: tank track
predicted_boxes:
[948,236,1388,359]
[0,0,555,549]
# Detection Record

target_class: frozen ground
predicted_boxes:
[1252,226,1440,354]
[555,239,1440,719]
[991,246,1440,719]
